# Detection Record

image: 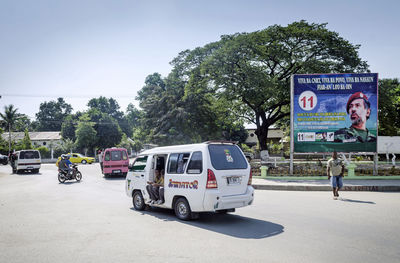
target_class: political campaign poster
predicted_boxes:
[292,73,378,153]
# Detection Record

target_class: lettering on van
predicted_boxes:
[168,179,198,189]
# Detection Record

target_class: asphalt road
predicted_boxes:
[0,163,399,263]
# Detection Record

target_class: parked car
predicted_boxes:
[0,154,8,165]
[56,153,95,165]
[11,150,41,173]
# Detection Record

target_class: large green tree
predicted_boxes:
[137,70,243,145]
[35,98,72,131]
[378,78,400,136]
[174,21,369,150]
[87,97,124,121]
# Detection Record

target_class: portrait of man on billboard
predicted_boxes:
[334,92,377,143]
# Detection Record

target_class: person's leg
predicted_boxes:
[331,176,338,199]
[146,185,155,200]
[159,187,164,204]
[152,186,160,201]
[337,176,343,197]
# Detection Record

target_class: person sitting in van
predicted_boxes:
[146,169,164,204]
[59,155,72,174]
[155,169,165,205]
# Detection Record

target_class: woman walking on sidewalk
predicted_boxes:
[327,151,345,200]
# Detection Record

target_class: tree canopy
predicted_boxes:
[171,20,369,150]
[35,98,72,131]
[378,78,400,136]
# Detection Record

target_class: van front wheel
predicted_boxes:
[174,198,193,221]
[132,191,145,211]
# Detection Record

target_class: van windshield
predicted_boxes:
[208,145,247,170]
[19,151,40,159]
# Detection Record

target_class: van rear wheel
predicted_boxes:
[174,198,195,221]
[132,191,145,211]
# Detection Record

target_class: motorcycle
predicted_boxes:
[58,164,82,183]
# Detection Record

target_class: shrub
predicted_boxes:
[36,146,50,159]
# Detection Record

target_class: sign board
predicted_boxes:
[378,136,400,154]
[292,73,378,153]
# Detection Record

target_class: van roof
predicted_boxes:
[139,141,236,155]
[104,147,127,151]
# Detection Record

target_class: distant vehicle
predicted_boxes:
[102,148,129,177]
[11,150,41,174]
[126,141,254,220]
[56,153,95,165]
[0,154,8,165]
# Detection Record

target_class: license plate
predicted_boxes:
[113,170,121,173]
[227,176,241,185]
[27,167,34,170]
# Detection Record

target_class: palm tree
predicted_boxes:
[0,105,20,154]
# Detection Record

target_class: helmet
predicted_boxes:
[346,92,370,113]
[61,154,66,159]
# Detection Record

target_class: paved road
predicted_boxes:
[1,164,399,263]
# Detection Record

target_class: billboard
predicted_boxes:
[292,73,378,153]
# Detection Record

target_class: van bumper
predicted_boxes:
[203,186,254,211]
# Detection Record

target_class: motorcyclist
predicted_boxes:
[59,154,72,176]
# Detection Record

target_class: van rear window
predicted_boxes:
[208,145,247,170]
[111,151,122,161]
[19,151,40,159]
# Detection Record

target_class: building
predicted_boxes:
[245,127,284,147]
[1,131,62,149]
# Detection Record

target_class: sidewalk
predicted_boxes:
[252,176,400,192]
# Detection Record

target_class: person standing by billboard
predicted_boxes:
[327,151,345,200]
[334,92,377,143]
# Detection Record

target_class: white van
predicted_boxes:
[12,150,41,174]
[125,141,254,220]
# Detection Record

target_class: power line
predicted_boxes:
[1,94,137,99]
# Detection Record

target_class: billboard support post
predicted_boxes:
[290,75,294,175]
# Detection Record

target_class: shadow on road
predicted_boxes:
[339,198,375,204]
[104,175,126,181]
[130,207,284,239]
[59,180,81,185]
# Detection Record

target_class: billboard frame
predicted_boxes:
[289,73,379,175]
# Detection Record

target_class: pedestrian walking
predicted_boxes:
[327,151,345,199]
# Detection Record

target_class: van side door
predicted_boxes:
[164,151,205,211]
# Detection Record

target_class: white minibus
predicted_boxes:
[125,141,254,220]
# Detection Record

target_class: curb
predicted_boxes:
[252,184,400,192]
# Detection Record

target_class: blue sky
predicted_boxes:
[1,0,399,120]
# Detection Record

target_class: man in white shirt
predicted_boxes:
[327,151,345,200]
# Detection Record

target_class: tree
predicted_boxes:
[378,78,400,136]
[136,71,243,145]
[35,98,72,131]
[20,128,33,149]
[95,113,123,149]
[121,103,141,137]
[61,114,80,141]
[175,21,369,150]
[87,97,124,121]
[75,115,97,154]
[0,105,22,153]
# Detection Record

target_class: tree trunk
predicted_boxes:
[255,123,270,151]
[8,124,11,154]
